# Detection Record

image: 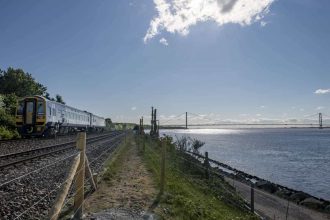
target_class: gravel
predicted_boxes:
[0,132,124,220]
[0,132,112,156]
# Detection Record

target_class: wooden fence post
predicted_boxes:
[73,132,86,220]
[285,200,289,220]
[251,183,255,213]
[48,154,80,220]
[143,135,146,153]
[160,140,166,195]
[204,152,210,179]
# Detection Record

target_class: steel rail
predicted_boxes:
[0,131,114,144]
[0,132,124,169]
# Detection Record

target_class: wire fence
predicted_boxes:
[0,133,126,220]
[184,151,330,220]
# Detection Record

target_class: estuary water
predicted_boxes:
[161,128,330,200]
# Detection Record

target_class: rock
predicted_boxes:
[290,192,309,202]
[255,180,278,193]
[325,205,330,213]
[275,188,292,199]
[300,197,323,209]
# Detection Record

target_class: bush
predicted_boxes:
[174,135,205,153]
[175,135,190,151]
[0,126,19,140]
[190,138,205,154]
[0,107,16,130]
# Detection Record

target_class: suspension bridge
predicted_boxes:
[158,112,330,129]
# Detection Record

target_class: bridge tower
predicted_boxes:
[185,112,188,129]
[319,113,323,129]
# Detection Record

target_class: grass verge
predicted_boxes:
[138,135,258,220]
[101,134,132,185]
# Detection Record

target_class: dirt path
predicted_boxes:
[84,140,157,219]
[225,177,330,220]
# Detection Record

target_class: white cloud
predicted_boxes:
[260,21,267,27]
[131,106,137,111]
[315,89,330,95]
[159,37,169,46]
[144,0,275,42]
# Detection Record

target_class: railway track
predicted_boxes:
[0,132,124,169]
[0,132,127,219]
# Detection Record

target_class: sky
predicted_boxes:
[1,0,330,124]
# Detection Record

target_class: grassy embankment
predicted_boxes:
[137,135,258,220]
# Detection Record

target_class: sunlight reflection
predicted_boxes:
[167,129,240,135]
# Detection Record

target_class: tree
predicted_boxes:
[105,118,112,127]
[0,67,47,97]
[55,94,65,104]
[0,67,66,139]
[45,92,51,100]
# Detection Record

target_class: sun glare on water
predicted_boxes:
[170,129,239,135]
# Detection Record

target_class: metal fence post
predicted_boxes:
[73,132,86,219]
[250,183,255,213]
[160,140,166,195]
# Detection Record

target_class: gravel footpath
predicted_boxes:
[84,138,157,220]
[85,208,156,220]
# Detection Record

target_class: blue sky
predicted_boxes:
[0,0,330,124]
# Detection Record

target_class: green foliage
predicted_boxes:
[0,107,16,130]
[190,138,205,154]
[2,93,18,115]
[0,126,19,140]
[175,135,190,151]
[55,94,65,104]
[0,67,47,97]
[174,135,204,153]
[105,118,112,128]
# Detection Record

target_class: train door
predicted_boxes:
[25,100,35,125]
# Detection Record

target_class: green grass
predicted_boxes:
[138,136,258,220]
[102,135,131,185]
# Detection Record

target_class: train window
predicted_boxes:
[27,102,34,113]
[37,102,44,115]
[16,101,24,115]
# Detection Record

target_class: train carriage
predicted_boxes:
[16,95,105,137]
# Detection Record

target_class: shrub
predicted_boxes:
[189,138,205,154]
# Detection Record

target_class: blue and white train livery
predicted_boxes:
[16,95,105,137]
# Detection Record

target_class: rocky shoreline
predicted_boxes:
[188,151,330,213]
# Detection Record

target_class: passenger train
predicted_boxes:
[15,95,105,137]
